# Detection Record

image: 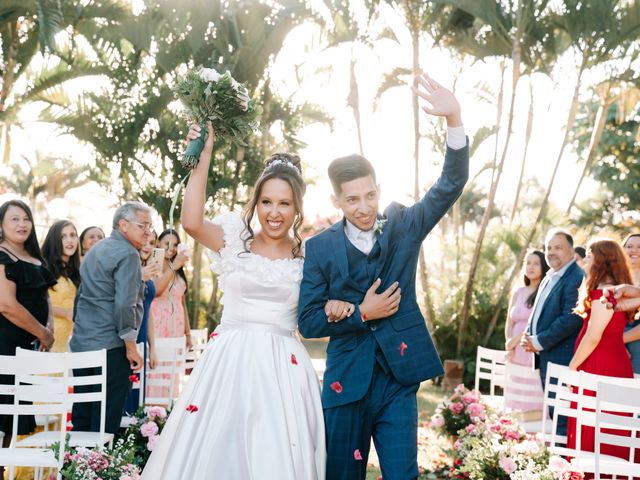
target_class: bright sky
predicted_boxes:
[1,3,604,238]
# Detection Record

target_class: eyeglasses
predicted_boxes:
[127,220,153,232]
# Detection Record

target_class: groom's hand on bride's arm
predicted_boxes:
[359,279,401,322]
[414,72,462,128]
[325,300,355,323]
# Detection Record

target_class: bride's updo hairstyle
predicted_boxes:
[242,153,306,258]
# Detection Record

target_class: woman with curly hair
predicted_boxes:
[567,238,634,461]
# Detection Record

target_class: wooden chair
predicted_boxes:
[15,348,113,449]
[0,354,68,480]
[474,346,507,410]
[145,336,187,407]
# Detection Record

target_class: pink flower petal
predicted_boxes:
[185,404,199,413]
[400,341,408,356]
[209,332,219,339]
[128,374,139,383]
[291,353,298,365]
[330,381,343,393]
[353,449,362,460]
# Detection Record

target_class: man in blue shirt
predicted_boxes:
[71,201,150,433]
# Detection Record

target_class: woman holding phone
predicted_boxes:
[123,230,161,413]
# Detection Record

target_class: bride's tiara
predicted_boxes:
[266,156,301,176]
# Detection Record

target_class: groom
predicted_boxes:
[298,73,469,480]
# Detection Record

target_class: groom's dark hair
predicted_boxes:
[328,154,376,194]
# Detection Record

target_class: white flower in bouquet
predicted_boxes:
[199,67,221,83]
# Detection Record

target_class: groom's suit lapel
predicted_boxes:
[372,224,390,281]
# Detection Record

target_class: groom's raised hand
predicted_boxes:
[414,72,462,127]
[359,279,401,322]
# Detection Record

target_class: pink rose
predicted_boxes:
[499,456,517,474]
[461,391,477,404]
[561,472,584,480]
[147,434,160,451]
[147,406,167,420]
[450,402,464,414]
[120,476,133,480]
[430,414,445,428]
[466,402,485,418]
[504,429,521,441]
[140,421,159,438]
[465,424,477,434]
[548,455,570,473]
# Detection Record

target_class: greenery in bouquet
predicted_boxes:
[52,434,140,480]
[121,405,170,468]
[173,67,261,168]
[430,384,491,437]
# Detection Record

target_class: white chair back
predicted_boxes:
[15,348,112,449]
[184,329,208,371]
[145,336,187,407]
[474,346,507,409]
[594,381,640,479]
[0,353,68,480]
[541,362,570,446]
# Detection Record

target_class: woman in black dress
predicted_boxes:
[0,199,56,475]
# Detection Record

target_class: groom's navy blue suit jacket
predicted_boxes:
[298,143,469,409]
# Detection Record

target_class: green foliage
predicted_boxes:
[571,99,640,231]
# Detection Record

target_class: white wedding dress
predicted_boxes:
[141,213,326,479]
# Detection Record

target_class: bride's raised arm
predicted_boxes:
[181,122,225,252]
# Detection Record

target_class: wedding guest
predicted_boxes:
[567,239,634,459]
[70,202,147,434]
[123,230,160,414]
[504,250,549,411]
[0,200,55,477]
[622,233,640,373]
[42,220,81,352]
[147,228,191,400]
[79,225,105,258]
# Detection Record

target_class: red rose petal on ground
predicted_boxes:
[128,374,139,383]
[400,341,408,356]
[353,449,362,460]
[291,353,298,365]
[209,332,219,339]
[330,381,343,393]
[185,404,199,413]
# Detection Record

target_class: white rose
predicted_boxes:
[200,67,221,83]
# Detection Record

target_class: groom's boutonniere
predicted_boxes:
[374,217,387,236]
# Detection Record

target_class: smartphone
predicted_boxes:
[177,243,189,255]
[148,248,165,270]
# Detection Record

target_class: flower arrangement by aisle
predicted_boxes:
[121,405,170,468]
[430,383,491,437]
[449,414,584,480]
[51,434,140,480]
[173,66,261,169]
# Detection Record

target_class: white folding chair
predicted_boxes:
[145,336,187,407]
[183,328,208,385]
[15,348,113,449]
[504,361,545,432]
[0,354,68,480]
[592,381,640,479]
[474,346,507,410]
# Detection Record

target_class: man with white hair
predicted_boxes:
[70,201,150,433]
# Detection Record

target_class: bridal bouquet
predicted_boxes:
[174,66,261,169]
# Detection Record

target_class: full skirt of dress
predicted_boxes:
[141,325,326,480]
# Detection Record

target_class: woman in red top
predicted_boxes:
[567,239,634,462]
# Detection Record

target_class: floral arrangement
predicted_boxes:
[52,434,140,480]
[121,405,169,468]
[430,383,491,437]
[173,66,261,168]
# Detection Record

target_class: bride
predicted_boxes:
[142,123,346,479]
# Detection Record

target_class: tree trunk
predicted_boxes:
[456,59,516,357]
[565,84,612,215]
[348,54,364,156]
[509,77,534,224]
[1,21,19,163]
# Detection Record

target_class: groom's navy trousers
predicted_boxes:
[299,142,469,480]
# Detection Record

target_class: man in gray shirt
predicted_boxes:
[70,201,150,433]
